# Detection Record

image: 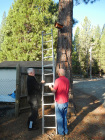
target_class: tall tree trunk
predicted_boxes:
[56,0,73,94]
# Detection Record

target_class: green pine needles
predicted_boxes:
[0,0,58,61]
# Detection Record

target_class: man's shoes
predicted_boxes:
[64,133,68,136]
[28,120,39,131]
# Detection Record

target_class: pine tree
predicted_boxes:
[100,27,105,73]
[72,27,81,74]
[0,11,6,50]
[0,0,58,61]
[91,25,101,74]
[73,18,103,76]
[78,17,93,77]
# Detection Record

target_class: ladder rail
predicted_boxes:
[51,29,57,135]
[43,32,52,36]
[51,29,55,84]
[42,31,45,134]
[42,29,57,134]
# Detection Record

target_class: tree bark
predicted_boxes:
[56,0,73,94]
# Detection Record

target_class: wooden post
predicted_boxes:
[15,64,20,117]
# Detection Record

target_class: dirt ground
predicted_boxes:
[0,79,105,140]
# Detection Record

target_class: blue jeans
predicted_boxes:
[56,102,68,135]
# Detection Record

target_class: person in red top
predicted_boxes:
[49,68,70,135]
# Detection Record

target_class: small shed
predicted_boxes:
[0,61,42,102]
[0,61,53,117]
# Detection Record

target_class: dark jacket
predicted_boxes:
[27,75,41,96]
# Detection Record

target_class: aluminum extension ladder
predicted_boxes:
[41,29,57,134]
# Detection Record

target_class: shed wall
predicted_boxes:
[0,69,16,95]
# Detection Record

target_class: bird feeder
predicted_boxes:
[54,22,63,29]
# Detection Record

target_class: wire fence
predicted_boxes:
[0,79,16,117]
[0,79,16,95]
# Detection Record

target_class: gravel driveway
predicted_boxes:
[0,78,105,140]
[73,78,105,107]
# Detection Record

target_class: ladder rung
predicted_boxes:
[43,93,54,96]
[44,73,53,76]
[43,33,52,36]
[44,114,56,117]
[44,56,53,59]
[43,64,53,67]
[43,40,52,43]
[44,83,54,86]
[43,48,52,51]
[44,103,55,105]
[44,127,56,129]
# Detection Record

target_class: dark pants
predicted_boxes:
[27,95,38,128]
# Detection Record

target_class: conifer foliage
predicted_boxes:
[0,11,6,50]
[73,16,105,76]
[0,0,58,61]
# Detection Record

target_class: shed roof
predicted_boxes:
[0,61,54,69]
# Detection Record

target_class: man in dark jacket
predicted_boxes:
[27,68,44,131]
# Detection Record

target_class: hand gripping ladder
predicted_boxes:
[42,29,57,134]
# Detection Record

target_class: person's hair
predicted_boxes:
[27,68,34,74]
[58,68,65,76]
